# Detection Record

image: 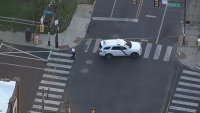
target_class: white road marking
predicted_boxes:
[176,87,200,95]
[0,52,47,61]
[38,86,64,93]
[93,39,101,53]
[145,15,156,18]
[44,68,70,74]
[174,93,200,101]
[163,46,172,61]
[0,51,51,54]
[153,44,162,60]
[172,100,198,107]
[41,80,66,87]
[0,43,3,48]
[143,43,152,58]
[30,111,41,113]
[47,62,72,69]
[36,92,62,99]
[178,81,200,88]
[84,38,92,52]
[48,57,74,63]
[181,76,200,83]
[110,0,117,17]
[136,0,143,19]
[169,106,196,113]
[43,74,68,81]
[2,43,47,61]
[51,51,71,57]
[183,70,200,77]
[34,98,60,105]
[0,61,44,70]
[92,17,138,22]
[32,104,58,112]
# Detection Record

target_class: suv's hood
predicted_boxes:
[130,41,141,51]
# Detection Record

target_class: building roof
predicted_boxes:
[0,81,16,113]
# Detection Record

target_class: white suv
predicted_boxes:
[99,39,142,59]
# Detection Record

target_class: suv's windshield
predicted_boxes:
[125,41,132,48]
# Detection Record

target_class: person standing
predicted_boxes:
[71,48,75,59]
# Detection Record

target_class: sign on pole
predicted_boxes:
[162,0,168,4]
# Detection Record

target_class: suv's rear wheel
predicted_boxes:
[130,52,139,58]
[105,54,113,59]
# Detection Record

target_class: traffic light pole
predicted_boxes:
[48,17,51,46]
[182,0,186,46]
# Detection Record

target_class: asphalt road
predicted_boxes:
[87,0,184,45]
[65,41,179,113]
[0,42,49,113]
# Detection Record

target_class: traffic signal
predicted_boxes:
[40,24,44,32]
[154,0,159,7]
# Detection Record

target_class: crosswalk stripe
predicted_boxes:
[183,70,200,77]
[51,51,71,57]
[178,81,200,88]
[174,93,200,101]
[44,68,70,74]
[49,57,74,63]
[153,44,162,60]
[30,111,41,113]
[181,76,200,83]
[84,38,92,52]
[43,74,68,81]
[36,92,62,99]
[41,80,66,87]
[163,46,172,61]
[32,104,58,112]
[93,39,101,53]
[143,43,152,58]
[47,63,72,69]
[38,86,64,93]
[34,98,60,105]
[176,87,200,95]
[169,106,196,113]
[172,99,198,107]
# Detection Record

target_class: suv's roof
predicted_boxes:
[101,39,125,47]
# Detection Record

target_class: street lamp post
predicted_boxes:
[183,0,186,46]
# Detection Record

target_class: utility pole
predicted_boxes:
[156,0,168,44]
[48,16,51,46]
[182,0,186,46]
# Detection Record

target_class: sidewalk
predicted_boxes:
[0,4,93,50]
[177,0,200,71]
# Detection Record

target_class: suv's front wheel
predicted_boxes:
[105,53,113,59]
[130,52,139,58]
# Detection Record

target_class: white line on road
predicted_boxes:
[176,87,200,95]
[38,86,64,93]
[110,0,117,17]
[169,106,196,113]
[84,38,92,52]
[0,61,44,70]
[36,92,62,99]
[43,74,68,81]
[51,51,71,57]
[30,111,41,113]
[181,76,200,83]
[153,44,162,60]
[34,98,60,105]
[48,57,73,63]
[143,43,152,58]
[172,99,198,107]
[145,15,157,18]
[32,104,58,112]
[92,17,138,22]
[44,68,70,74]
[183,70,200,77]
[178,81,200,88]
[163,46,172,61]
[47,62,72,69]
[93,39,101,53]
[174,93,200,101]
[41,80,66,87]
